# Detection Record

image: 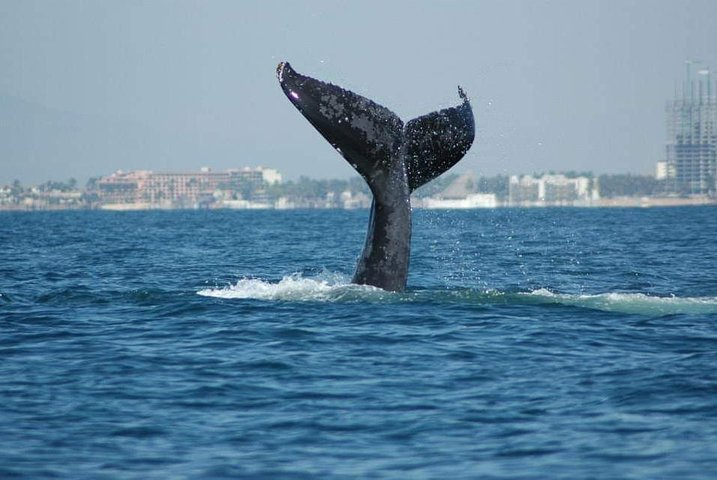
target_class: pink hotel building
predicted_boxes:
[97,167,282,206]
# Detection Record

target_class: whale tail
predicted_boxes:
[277,62,475,193]
[277,62,475,291]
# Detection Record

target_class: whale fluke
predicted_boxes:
[277,62,475,291]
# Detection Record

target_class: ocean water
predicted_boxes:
[1,207,717,479]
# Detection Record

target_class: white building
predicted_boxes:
[508,174,594,207]
[655,160,675,181]
[422,193,497,209]
[259,167,282,185]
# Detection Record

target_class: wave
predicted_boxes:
[197,274,717,315]
[519,288,717,316]
[197,273,392,302]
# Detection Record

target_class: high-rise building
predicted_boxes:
[665,62,717,196]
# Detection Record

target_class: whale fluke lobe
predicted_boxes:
[276,62,403,194]
[277,62,475,291]
[404,87,475,192]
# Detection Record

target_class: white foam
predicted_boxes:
[197,273,388,302]
[522,288,717,315]
[198,276,717,314]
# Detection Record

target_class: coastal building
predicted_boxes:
[664,62,717,196]
[508,174,593,207]
[422,193,497,209]
[655,160,673,180]
[97,170,151,206]
[97,166,282,209]
[340,190,371,209]
[419,171,497,208]
[508,175,540,206]
[0,186,13,206]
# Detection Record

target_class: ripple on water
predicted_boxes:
[2,208,717,479]
[197,274,717,316]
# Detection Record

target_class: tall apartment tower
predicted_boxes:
[665,62,717,196]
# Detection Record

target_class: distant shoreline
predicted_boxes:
[2,198,716,213]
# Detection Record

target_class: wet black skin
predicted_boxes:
[277,62,475,292]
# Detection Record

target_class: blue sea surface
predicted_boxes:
[1,207,717,479]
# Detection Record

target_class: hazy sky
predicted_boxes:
[1,0,716,185]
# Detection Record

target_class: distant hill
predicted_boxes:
[0,95,162,185]
[440,171,477,199]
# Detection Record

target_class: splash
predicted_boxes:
[198,275,717,315]
[197,273,390,302]
[521,288,717,315]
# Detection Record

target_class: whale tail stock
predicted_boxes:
[277,62,475,291]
